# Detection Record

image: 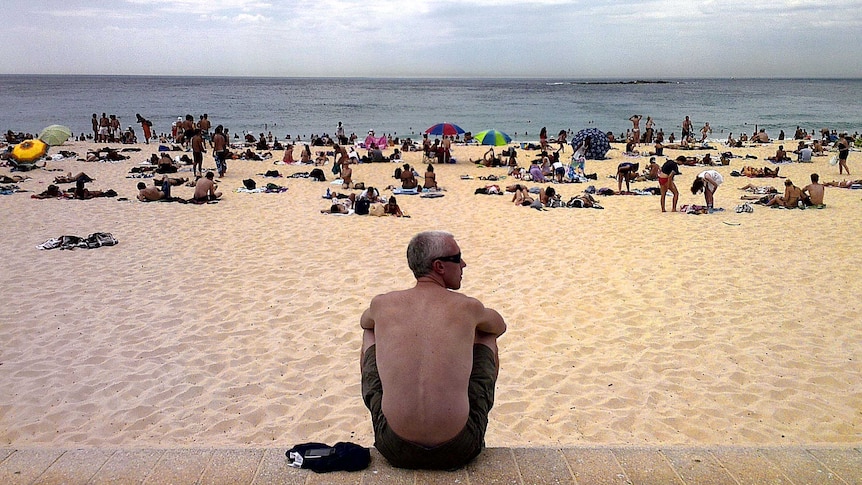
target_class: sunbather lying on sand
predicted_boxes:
[823,179,862,188]
[54,172,93,184]
[741,166,780,177]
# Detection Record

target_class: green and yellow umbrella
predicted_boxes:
[11,139,49,162]
[474,129,512,146]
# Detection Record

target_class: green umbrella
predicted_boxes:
[474,129,512,146]
[39,125,73,146]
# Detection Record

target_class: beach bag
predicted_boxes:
[829,155,839,166]
[309,168,326,182]
[354,198,371,215]
[265,170,280,177]
[243,178,256,190]
[369,203,386,217]
[331,162,340,175]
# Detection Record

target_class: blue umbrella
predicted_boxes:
[570,128,611,160]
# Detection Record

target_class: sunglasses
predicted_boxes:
[435,253,462,264]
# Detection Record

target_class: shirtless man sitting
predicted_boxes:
[638,157,661,181]
[801,173,825,206]
[360,231,506,469]
[193,171,222,202]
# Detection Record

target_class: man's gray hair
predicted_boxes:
[407,230,454,279]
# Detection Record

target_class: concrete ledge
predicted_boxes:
[1,445,859,484]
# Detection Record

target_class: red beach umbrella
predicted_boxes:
[425,123,466,137]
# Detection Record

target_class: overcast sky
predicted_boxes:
[2,0,860,78]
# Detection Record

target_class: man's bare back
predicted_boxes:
[362,284,501,445]
[360,231,505,458]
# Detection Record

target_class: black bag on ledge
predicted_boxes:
[286,442,371,473]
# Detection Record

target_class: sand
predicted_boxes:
[0,136,860,449]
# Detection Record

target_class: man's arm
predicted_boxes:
[475,304,506,338]
[360,306,375,330]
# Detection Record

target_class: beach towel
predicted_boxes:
[392,188,419,195]
[37,233,118,250]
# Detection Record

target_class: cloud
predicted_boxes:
[2,0,861,77]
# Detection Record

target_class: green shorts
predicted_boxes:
[361,343,497,470]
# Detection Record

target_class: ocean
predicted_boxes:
[1,76,860,143]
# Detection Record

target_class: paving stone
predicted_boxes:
[467,447,521,485]
[807,448,862,485]
[143,449,212,485]
[613,448,683,485]
[512,448,574,484]
[760,448,845,484]
[90,449,163,485]
[33,449,113,485]
[561,447,629,485]
[662,448,736,485]
[200,448,265,485]
[0,449,65,485]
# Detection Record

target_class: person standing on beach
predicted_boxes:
[198,114,212,147]
[360,230,506,470]
[109,114,121,142]
[98,113,110,143]
[681,116,692,141]
[336,121,346,145]
[700,122,713,143]
[334,144,349,171]
[136,114,152,144]
[191,129,205,178]
[180,115,195,147]
[838,136,851,175]
[659,157,681,212]
[91,114,99,141]
[629,115,642,144]
[644,116,655,143]
[212,125,228,177]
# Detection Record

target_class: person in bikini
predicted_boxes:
[765,179,804,208]
[54,172,93,184]
[659,157,681,212]
[423,164,438,190]
[384,196,404,217]
[616,162,639,193]
[360,231,505,470]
